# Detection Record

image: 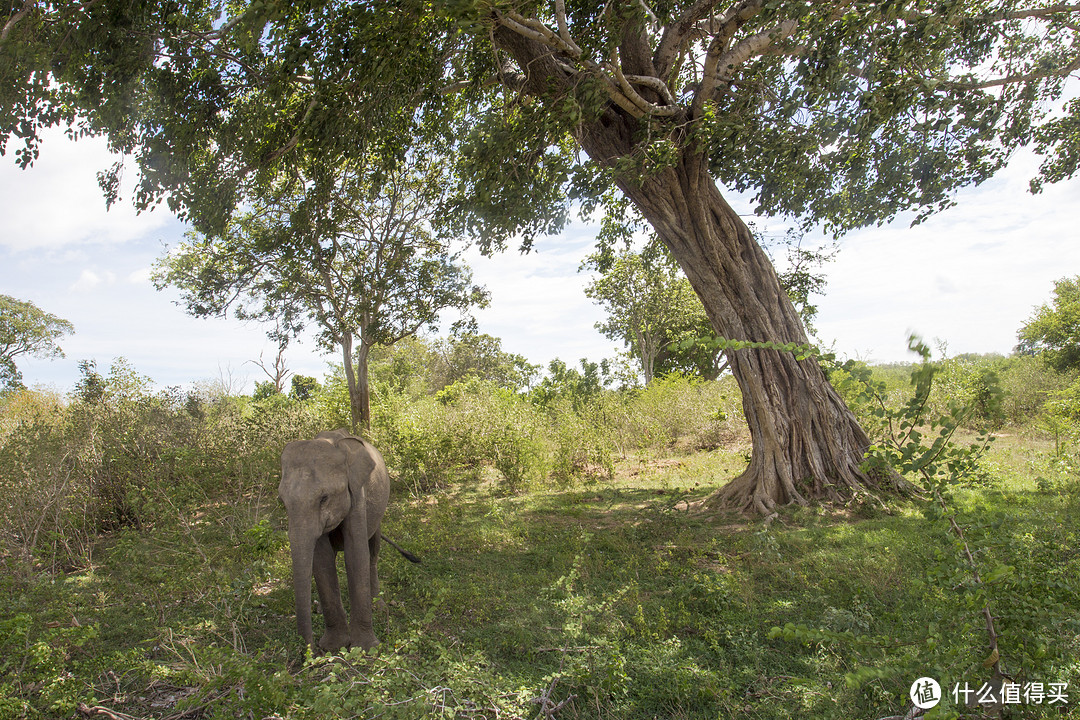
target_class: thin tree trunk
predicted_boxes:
[355,341,372,431]
[636,328,656,384]
[341,336,373,432]
[341,335,362,433]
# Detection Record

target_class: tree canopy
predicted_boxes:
[6,2,1077,235]
[583,245,705,384]
[0,294,74,390]
[1017,276,1080,372]
[152,155,488,430]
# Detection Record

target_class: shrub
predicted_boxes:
[928,354,1006,430]
[997,354,1075,425]
[618,373,743,453]
[0,360,328,580]
[375,379,549,494]
[547,396,618,485]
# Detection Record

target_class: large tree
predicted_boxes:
[3,1,1079,513]
[153,158,488,430]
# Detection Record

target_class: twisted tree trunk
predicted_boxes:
[595,143,887,513]
[576,125,892,514]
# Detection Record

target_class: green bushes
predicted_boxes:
[1,351,748,582]
[832,353,1073,433]
[0,360,326,580]
[617,373,743,452]
[5,344,1078,584]
[375,379,549,494]
[318,356,747,492]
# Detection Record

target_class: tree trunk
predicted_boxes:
[636,328,656,384]
[341,335,372,432]
[582,133,894,514]
[356,342,371,431]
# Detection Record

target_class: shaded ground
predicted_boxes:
[2,435,1079,719]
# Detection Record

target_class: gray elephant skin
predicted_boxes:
[279,429,416,653]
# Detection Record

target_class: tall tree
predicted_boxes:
[3,1,1080,513]
[0,294,74,390]
[154,157,488,430]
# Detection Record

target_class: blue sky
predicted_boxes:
[3,127,1080,394]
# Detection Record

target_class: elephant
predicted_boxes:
[279,429,418,653]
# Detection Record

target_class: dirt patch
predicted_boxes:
[616,457,683,481]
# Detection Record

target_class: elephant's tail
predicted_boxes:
[380,533,421,564]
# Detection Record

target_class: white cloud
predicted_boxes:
[813,147,1080,362]
[127,266,154,285]
[70,269,117,292]
[0,128,172,252]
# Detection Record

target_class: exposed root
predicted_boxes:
[693,446,908,518]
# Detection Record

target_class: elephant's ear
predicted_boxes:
[338,436,377,494]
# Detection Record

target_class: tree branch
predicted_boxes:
[501,8,581,59]
[606,46,679,117]
[716,18,797,79]
[656,0,767,81]
[940,54,1080,91]
[653,0,728,79]
[695,17,797,115]
[1,0,36,43]
[553,0,578,54]
[494,7,680,119]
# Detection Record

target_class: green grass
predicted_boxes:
[2,436,1079,719]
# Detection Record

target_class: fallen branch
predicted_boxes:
[77,704,147,720]
[532,674,576,719]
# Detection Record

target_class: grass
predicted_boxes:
[2,434,1079,719]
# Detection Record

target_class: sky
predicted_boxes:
[2,127,1080,395]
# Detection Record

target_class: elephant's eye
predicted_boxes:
[319,494,329,507]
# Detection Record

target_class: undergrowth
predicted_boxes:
[1,350,1078,719]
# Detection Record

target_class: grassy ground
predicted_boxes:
[2,435,1079,719]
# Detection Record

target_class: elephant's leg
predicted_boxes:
[313,534,350,652]
[342,488,378,651]
[368,529,381,600]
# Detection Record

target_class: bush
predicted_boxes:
[928,354,1006,430]
[0,359,328,580]
[618,373,743,453]
[375,379,549,494]
[997,354,1075,425]
[547,395,618,485]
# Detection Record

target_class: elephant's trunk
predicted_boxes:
[288,529,316,649]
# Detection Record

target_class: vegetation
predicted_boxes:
[1017,276,1080,373]
[2,339,1078,719]
[583,244,707,384]
[2,6,1080,717]
[6,1,1080,512]
[0,295,74,391]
